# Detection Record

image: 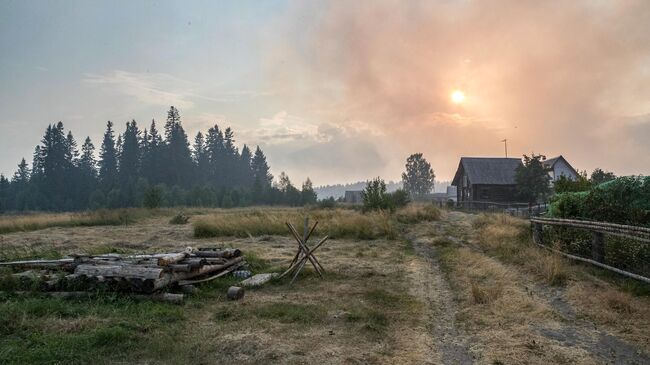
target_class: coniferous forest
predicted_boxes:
[0,106,317,212]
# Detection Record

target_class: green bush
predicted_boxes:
[548,176,650,226]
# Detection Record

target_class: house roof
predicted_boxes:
[543,155,579,176]
[451,157,522,186]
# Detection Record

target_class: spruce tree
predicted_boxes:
[193,132,209,184]
[12,158,30,184]
[301,178,318,205]
[99,121,118,190]
[251,146,273,203]
[162,106,193,187]
[0,174,9,212]
[118,120,141,205]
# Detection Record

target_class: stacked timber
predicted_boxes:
[0,247,246,295]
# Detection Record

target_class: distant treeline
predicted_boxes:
[314,180,451,200]
[0,106,317,212]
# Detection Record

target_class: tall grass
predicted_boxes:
[0,209,161,234]
[193,208,397,240]
[194,205,442,240]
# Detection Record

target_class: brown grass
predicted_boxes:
[193,207,398,240]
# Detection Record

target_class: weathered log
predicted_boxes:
[227,286,245,300]
[194,249,241,258]
[75,264,165,280]
[0,258,75,270]
[153,256,244,290]
[0,291,185,303]
[168,264,192,272]
[156,253,188,266]
[177,262,244,286]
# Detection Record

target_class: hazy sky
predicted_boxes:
[2,0,650,185]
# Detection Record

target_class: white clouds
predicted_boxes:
[84,70,198,109]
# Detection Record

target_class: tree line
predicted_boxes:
[0,106,317,212]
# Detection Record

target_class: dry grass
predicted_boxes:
[0,207,433,364]
[193,207,399,240]
[472,213,571,286]
[468,212,650,350]
[395,204,443,224]
[0,209,164,234]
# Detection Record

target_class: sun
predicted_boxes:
[451,90,466,104]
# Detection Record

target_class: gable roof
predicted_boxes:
[452,157,522,186]
[543,155,579,176]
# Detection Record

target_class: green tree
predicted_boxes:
[143,185,164,209]
[402,153,435,198]
[515,154,551,203]
[554,171,591,193]
[99,121,118,190]
[362,177,390,211]
[590,168,616,185]
[301,178,318,205]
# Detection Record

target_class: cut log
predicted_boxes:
[194,249,241,258]
[156,253,188,266]
[177,262,244,286]
[227,286,245,300]
[153,256,244,290]
[240,273,278,287]
[75,264,165,280]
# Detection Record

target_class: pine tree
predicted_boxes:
[118,120,141,205]
[78,137,98,207]
[251,146,273,203]
[79,137,97,178]
[99,121,118,190]
[193,132,209,184]
[0,174,9,212]
[141,120,163,184]
[239,144,254,187]
[162,106,193,187]
[205,124,225,186]
[12,158,30,184]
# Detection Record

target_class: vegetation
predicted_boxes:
[549,175,650,226]
[553,171,591,193]
[590,168,617,185]
[361,177,409,212]
[402,153,435,198]
[0,209,159,235]
[0,106,316,213]
[515,154,551,203]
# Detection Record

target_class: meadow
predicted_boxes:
[0,205,648,364]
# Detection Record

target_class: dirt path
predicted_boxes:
[406,211,650,365]
[407,223,474,364]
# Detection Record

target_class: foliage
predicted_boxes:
[1,106,319,211]
[549,176,650,226]
[362,177,390,212]
[515,154,551,203]
[318,197,336,209]
[387,189,410,209]
[169,211,190,225]
[402,153,435,198]
[590,168,616,185]
[553,171,591,193]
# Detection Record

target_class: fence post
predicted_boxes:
[532,222,543,245]
[591,231,605,262]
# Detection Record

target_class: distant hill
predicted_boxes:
[314,180,451,200]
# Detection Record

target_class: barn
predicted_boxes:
[451,157,523,203]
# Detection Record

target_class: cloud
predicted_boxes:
[264,0,650,180]
[84,70,198,109]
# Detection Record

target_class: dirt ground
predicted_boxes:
[1,210,649,364]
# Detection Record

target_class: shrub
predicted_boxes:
[143,186,164,209]
[318,197,336,209]
[169,212,189,225]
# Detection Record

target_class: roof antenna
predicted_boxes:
[501,139,508,158]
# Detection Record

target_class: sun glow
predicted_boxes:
[451,90,466,104]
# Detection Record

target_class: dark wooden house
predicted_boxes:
[451,157,523,203]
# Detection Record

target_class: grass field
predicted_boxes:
[0,205,648,364]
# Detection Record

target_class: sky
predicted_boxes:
[1,0,650,185]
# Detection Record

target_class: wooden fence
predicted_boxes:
[530,217,650,284]
[455,201,548,217]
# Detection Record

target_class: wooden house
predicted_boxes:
[451,157,523,203]
[543,155,579,182]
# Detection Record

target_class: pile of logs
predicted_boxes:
[0,247,247,297]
